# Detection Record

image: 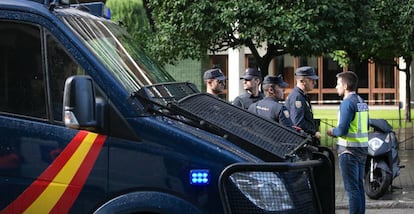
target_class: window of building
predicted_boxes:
[373,93,395,105]
[375,61,395,88]
[322,56,342,89]
[348,61,369,88]
[280,55,295,88]
[246,55,257,69]
[299,56,318,69]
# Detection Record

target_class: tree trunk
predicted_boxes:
[258,59,271,78]
[142,0,155,32]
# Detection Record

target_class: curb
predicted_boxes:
[336,201,414,210]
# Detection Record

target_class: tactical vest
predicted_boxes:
[337,96,369,147]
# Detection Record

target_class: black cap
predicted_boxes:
[203,68,226,81]
[262,75,289,88]
[295,66,319,80]
[240,68,261,80]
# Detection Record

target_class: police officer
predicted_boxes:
[203,68,226,97]
[248,75,294,128]
[232,68,263,109]
[285,66,321,142]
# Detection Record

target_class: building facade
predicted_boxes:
[209,47,409,108]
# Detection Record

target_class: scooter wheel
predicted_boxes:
[364,167,392,199]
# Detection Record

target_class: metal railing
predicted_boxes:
[318,118,414,150]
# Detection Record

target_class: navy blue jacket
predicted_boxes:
[232,92,263,110]
[285,86,317,135]
[248,97,293,127]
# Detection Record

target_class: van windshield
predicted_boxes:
[59,9,174,93]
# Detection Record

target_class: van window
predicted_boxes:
[47,33,85,122]
[0,21,85,122]
[0,22,46,118]
[60,15,174,93]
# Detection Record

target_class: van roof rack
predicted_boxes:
[26,0,110,18]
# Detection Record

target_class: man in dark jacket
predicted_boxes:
[327,71,368,214]
[248,75,294,128]
[203,68,226,97]
[285,66,321,143]
[232,68,263,109]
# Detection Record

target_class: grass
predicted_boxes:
[314,108,408,120]
[313,107,413,147]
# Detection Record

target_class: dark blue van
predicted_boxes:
[0,0,334,213]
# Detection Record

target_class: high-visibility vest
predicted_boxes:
[337,96,369,147]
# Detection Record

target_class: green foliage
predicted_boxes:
[334,0,414,64]
[146,0,352,70]
[106,0,151,53]
[108,0,414,72]
[329,51,350,68]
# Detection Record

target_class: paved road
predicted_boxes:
[334,143,414,213]
[336,208,414,214]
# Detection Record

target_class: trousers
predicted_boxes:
[339,152,367,214]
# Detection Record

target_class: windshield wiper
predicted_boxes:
[134,82,199,106]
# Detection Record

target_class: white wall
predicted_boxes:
[399,57,406,108]
[227,47,245,102]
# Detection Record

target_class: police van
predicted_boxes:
[0,0,335,213]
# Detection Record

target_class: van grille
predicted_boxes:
[171,93,310,161]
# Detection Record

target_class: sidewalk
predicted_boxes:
[334,146,414,212]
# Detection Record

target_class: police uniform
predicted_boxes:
[232,68,263,110]
[233,93,264,110]
[248,97,293,127]
[285,86,317,135]
[248,74,293,127]
[332,93,369,155]
[331,92,368,214]
[285,66,319,136]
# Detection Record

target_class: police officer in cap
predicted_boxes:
[248,75,295,128]
[285,66,321,143]
[232,68,263,109]
[203,68,226,97]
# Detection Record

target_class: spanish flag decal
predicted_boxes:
[1,131,106,214]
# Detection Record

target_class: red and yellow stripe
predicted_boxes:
[1,130,106,214]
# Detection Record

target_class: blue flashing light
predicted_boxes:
[105,8,111,19]
[190,169,210,185]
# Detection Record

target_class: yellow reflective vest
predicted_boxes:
[337,96,369,147]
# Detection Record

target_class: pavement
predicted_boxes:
[334,143,414,213]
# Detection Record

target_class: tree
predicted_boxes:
[106,0,152,53]
[333,0,414,121]
[373,0,414,122]
[111,0,413,119]
[381,0,414,122]
[143,0,354,75]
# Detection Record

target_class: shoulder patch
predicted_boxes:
[283,110,290,118]
[357,103,369,111]
[295,101,302,108]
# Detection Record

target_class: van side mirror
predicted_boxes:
[63,75,97,129]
